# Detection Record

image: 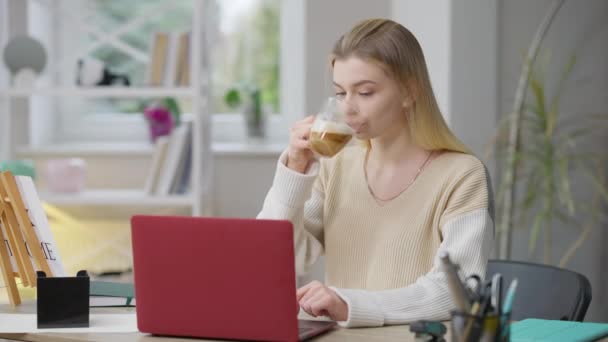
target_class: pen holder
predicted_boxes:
[37,270,90,329]
[450,310,510,342]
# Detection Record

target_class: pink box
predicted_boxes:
[45,158,87,193]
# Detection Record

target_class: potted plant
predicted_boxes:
[142,97,182,143]
[492,54,608,267]
[224,83,266,139]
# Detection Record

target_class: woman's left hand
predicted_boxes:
[297,280,349,321]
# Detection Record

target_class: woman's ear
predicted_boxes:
[402,80,419,108]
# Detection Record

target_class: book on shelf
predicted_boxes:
[155,120,192,196]
[146,30,191,87]
[143,136,170,195]
[163,32,180,87]
[176,31,191,86]
[146,32,169,86]
[170,131,192,194]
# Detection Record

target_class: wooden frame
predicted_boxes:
[0,171,52,306]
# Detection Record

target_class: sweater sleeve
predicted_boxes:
[330,165,495,328]
[257,150,326,275]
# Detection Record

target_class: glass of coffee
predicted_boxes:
[309,97,354,158]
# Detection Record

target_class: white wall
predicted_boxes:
[1,0,30,162]
[392,1,452,120]
[304,0,391,115]
[499,0,608,322]
[449,0,498,161]
[0,0,7,162]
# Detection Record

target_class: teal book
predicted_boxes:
[89,281,135,307]
[511,319,608,342]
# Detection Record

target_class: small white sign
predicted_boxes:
[10,176,66,277]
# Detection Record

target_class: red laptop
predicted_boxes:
[131,215,336,341]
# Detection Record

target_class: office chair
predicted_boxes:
[486,260,592,322]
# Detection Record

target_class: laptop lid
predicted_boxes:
[131,215,300,341]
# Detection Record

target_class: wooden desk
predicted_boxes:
[0,302,446,342]
[3,303,608,342]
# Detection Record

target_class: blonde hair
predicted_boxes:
[331,18,470,154]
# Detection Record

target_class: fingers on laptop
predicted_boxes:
[297,281,344,319]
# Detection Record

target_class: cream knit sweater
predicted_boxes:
[258,146,494,328]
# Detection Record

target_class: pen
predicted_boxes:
[500,278,518,339]
[490,273,503,315]
[461,301,481,341]
[439,251,471,312]
[502,278,518,316]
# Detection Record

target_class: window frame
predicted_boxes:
[29,0,303,145]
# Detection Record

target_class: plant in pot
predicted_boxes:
[224,83,266,139]
[141,97,182,143]
[492,54,608,267]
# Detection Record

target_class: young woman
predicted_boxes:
[258,18,494,328]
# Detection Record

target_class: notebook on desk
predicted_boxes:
[511,318,608,342]
[131,215,336,342]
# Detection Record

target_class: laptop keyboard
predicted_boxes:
[299,326,316,335]
[298,319,335,339]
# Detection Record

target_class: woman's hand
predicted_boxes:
[297,280,349,321]
[286,115,316,173]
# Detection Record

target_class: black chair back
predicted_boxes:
[486,260,592,321]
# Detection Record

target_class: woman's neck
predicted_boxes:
[368,127,427,167]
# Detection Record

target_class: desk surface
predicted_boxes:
[3,302,607,342]
[0,302,440,342]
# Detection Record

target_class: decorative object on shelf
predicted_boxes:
[76,57,130,87]
[0,159,36,179]
[143,97,182,143]
[13,68,38,88]
[2,35,47,86]
[45,158,87,193]
[37,270,90,328]
[0,171,66,306]
[225,83,266,139]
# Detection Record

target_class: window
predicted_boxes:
[85,0,282,115]
[211,0,280,114]
[28,0,285,144]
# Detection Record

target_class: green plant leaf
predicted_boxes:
[549,54,576,119]
[529,211,545,255]
[163,97,181,126]
[556,157,575,215]
[224,88,242,108]
[579,165,608,204]
[529,73,547,124]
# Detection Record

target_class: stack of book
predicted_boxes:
[143,119,192,196]
[89,280,135,307]
[146,31,191,87]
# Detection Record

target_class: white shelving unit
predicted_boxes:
[0,0,214,216]
[2,87,195,98]
[37,190,194,207]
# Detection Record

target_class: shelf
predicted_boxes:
[17,143,154,157]
[39,190,194,207]
[1,87,195,98]
[17,141,285,158]
[212,141,285,157]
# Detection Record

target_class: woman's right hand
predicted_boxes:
[286,115,316,173]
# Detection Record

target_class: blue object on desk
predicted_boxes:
[511,319,608,342]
